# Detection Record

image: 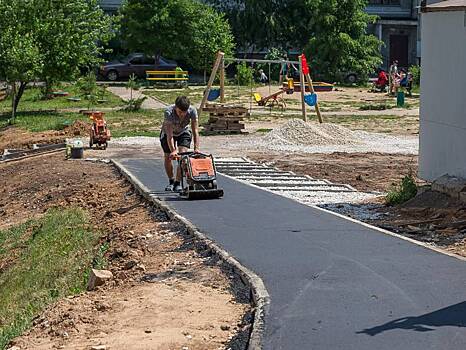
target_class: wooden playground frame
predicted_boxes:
[199,51,323,123]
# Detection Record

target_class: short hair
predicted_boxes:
[175,96,190,111]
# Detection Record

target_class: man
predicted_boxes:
[160,95,199,192]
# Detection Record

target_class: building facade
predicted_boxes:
[418,0,466,181]
[366,0,421,70]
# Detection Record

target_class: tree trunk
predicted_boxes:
[11,82,16,121]
[14,82,27,113]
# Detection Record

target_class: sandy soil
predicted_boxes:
[1,154,250,350]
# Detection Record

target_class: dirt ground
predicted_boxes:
[0,121,90,151]
[1,154,250,350]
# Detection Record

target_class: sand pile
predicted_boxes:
[263,119,360,146]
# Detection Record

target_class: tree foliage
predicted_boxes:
[305,0,382,82]
[208,0,382,82]
[0,0,114,118]
[120,0,235,71]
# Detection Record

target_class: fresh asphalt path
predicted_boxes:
[119,158,466,350]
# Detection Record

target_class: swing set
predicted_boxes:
[200,51,323,123]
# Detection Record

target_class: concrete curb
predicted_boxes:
[111,159,270,350]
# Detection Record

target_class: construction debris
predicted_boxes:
[87,269,113,291]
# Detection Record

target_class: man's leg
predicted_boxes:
[160,135,175,190]
[175,146,189,182]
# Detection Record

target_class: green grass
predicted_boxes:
[0,85,123,114]
[0,111,88,132]
[256,128,273,133]
[0,208,101,348]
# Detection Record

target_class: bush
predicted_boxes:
[236,62,254,86]
[409,65,421,86]
[385,174,418,206]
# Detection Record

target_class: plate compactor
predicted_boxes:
[177,152,224,200]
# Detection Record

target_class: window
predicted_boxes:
[142,57,155,65]
[129,57,143,65]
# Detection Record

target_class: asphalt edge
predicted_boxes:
[111,159,270,350]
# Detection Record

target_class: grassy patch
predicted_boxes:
[0,85,123,115]
[0,111,88,132]
[0,109,165,138]
[256,128,273,133]
[0,208,100,348]
[386,174,418,206]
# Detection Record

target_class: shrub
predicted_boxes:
[409,65,421,86]
[236,62,254,86]
[385,174,418,206]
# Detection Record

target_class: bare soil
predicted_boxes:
[0,121,90,151]
[1,154,250,350]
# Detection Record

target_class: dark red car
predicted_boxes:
[100,53,177,81]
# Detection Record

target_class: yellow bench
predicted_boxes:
[146,70,189,82]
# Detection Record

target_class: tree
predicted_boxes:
[120,0,235,71]
[0,0,114,119]
[304,0,382,82]
[207,0,382,82]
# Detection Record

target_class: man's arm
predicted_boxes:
[191,118,200,152]
[164,122,178,158]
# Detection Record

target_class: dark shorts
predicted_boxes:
[160,130,192,154]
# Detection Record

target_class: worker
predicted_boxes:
[160,95,199,192]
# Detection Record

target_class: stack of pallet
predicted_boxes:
[202,104,249,135]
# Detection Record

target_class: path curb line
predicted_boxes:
[112,159,270,350]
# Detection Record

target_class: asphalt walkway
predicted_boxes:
[118,158,466,350]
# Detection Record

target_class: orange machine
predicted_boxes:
[88,111,111,149]
[177,152,224,200]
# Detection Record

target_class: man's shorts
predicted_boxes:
[160,130,192,154]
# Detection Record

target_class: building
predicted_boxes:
[366,0,421,69]
[418,0,466,181]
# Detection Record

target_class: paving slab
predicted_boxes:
[118,158,466,350]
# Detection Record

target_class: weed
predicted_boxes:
[385,174,418,206]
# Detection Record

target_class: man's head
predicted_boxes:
[175,96,190,117]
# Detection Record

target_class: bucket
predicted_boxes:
[397,91,405,107]
[71,147,83,159]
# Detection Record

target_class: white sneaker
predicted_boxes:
[173,184,182,193]
[165,183,174,191]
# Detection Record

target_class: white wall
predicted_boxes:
[419,10,466,181]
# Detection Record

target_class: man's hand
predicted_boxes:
[169,150,178,160]
[194,147,200,153]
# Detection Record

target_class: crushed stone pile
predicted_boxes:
[263,119,360,146]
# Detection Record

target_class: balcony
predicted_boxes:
[365,5,413,18]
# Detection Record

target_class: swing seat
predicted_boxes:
[304,93,318,107]
[253,93,262,103]
[207,89,221,101]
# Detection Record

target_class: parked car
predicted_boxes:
[100,53,177,81]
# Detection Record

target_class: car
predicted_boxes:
[99,53,178,81]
